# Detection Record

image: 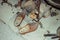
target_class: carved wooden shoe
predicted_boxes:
[19,22,38,35]
[14,12,25,27]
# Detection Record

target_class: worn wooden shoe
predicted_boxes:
[19,22,38,34]
[14,12,25,27]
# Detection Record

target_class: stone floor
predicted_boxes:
[0,0,60,40]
